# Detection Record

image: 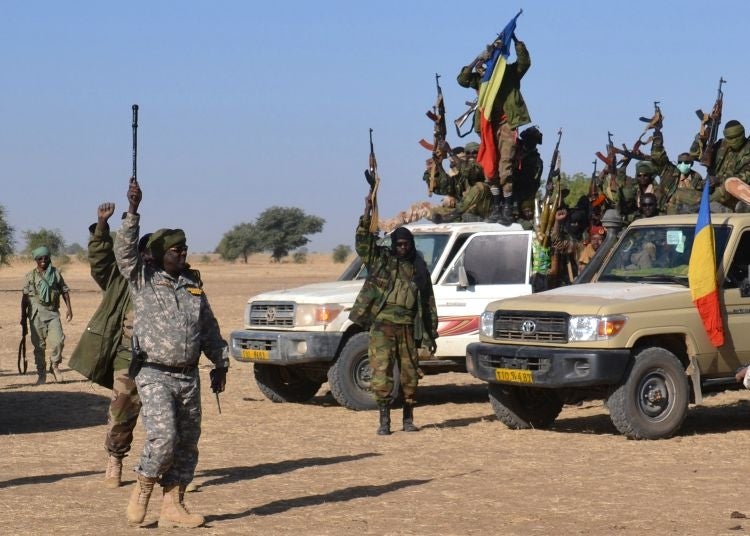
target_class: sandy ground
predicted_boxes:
[2,254,750,535]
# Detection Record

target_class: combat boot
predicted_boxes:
[158,484,205,528]
[126,474,157,526]
[486,194,502,223]
[498,198,514,226]
[104,455,123,488]
[402,403,419,432]
[377,403,391,436]
[34,372,46,386]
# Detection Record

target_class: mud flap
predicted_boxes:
[687,355,703,405]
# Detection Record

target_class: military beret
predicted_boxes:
[32,246,50,259]
[590,225,606,236]
[464,141,480,153]
[147,228,186,260]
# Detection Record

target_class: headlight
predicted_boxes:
[294,304,344,327]
[480,311,495,337]
[568,315,627,342]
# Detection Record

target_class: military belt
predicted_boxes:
[142,362,197,375]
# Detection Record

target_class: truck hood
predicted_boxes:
[489,282,691,315]
[248,280,364,305]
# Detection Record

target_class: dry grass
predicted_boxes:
[1,256,750,535]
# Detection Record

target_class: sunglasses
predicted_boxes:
[677,160,692,164]
[167,245,189,254]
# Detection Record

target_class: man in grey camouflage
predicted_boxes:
[116,179,229,528]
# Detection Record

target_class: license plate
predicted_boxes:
[495,368,533,384]
[240,349,270,360]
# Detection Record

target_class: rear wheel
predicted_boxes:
[606,347,689,440]
[488,383,563,429]
[253,363,322,403]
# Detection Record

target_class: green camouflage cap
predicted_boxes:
[464,141,480,153]
[636,161,655,176]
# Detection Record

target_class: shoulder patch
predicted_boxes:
[186,287,203,296]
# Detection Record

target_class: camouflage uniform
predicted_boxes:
[115,212,229,487]
[349,215,438,405]
[650,132,703,215]
[22,263,69,375]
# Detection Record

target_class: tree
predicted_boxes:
[0,204,15,265]
[216,222,262,263]
[255,206,324,262]
[65,242,84,255]
[332,244,352,264]
[23,228,65,257]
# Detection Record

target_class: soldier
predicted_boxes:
[350,194,438,436]
[69,203,148,488]
[549,208,587,287]
[632,192,659,221]
[692,120,750,209]
[651,131,703,214]
[21,246,73,385]
[619,161,661,223]
[458,37,531,224]
[578,226,606,273]
[117,179,229,528]
[512,125,544,214]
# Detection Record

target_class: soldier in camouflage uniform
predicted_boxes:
[458,38,531,224]
[650,131,703,215]
[690,120,750,209]
[350,195,438,436]
[21,246,73,385]
[511,126,544,214]
[116,180,229,529]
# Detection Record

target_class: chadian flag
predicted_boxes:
[476,13,522,179]
[688,184,724,347]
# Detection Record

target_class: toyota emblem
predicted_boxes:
[520,320,536,334]
[265,307,277,323]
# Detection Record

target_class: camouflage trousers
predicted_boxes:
[494,122,517,196]
[29,312,65,373]
[368,321,419,405]
[105,359,142,458]
[134,366,201,486]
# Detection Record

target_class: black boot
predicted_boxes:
[486,193,502,223]
[402,403,419,432]
[377,404,391,436]
[498,197,514,225]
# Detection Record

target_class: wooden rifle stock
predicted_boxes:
[696,77,726,168]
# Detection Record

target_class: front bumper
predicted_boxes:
[466,342,631,388]
[230,329,343,365]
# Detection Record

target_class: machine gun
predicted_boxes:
[419,73,450,196]
[695,77,726,168]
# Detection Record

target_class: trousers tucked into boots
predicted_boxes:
[126,474,157,525]
[402,402,419,432]
[159,484,205,528]
[377,403,391,436]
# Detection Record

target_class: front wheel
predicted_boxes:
[327,332,400,411]
[488,383,563,429]
[606,347,689,440]
[253,363,322,403]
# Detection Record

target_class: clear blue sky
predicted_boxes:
[3,1,749,253]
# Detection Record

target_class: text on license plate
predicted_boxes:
[494,368,533,384]
[241,349,270,360]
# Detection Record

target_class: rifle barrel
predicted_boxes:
[132,104,139,181]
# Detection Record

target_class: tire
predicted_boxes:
[488,383,563,429]
[253,363,322,403]
[327,332,400,411]
[605,347,689,440]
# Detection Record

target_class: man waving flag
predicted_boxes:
[688,184,724,347]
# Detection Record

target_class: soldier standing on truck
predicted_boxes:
[349,192,439,436]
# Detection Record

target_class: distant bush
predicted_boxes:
[332,244,352,264]
[293,248,308,264]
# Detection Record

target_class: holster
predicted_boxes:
[128,335,146,379]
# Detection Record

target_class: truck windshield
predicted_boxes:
[598,224,731,283]
[337,232,452,281]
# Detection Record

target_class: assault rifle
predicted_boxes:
[454,99,477,138]
[364,128,380,233]
[588,159,606,208]
[695,77,726,168]
[538,128,563,248]
[418,73,450,196]
[615,101,663,161]
[18,301,28,375]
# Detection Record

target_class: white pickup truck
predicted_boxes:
[230,221,534,410]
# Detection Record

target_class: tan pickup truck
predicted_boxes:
[466,213,750,439]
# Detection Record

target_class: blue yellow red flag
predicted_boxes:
[688,185,724,346]
[475,12,522,179]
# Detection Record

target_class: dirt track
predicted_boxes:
[2,255,750,535]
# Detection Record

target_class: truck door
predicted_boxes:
[432,231,533,357]
[720,229,750,367]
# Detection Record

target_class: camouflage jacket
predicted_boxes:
[457,181,491,219]
[349,215,438,347]
[457,40,531,130]
[69,222,132,388]
[115,212,229,369]
[422,162,461,199]
[650,134,703,214]
[22,266,69,321]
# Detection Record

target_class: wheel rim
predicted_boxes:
[636,369,674,421]
[353,355,372,391]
